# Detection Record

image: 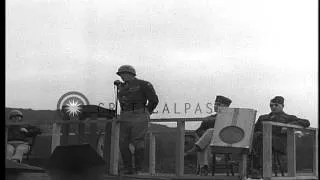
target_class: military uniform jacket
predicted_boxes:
[8,124,41,142]
[253,111,310,153]
[195,114,217,137]
[118,78,159,114]
[254,111,310,135]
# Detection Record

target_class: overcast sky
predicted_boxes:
[6,0,318,129]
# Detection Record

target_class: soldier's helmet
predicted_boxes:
[8,109,23,120]
[116,65,136,76]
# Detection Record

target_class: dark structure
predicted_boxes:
[46,144,106,180]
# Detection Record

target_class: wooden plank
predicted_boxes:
[110,120,120,175]
[54,119,115,124]
[175,123,180,176]
[211,108,256,149]
[149,132,156,175]
[239,153,247,179]
[61,124,69,145]
[12,118,313,131]
[117,174,171,180]
[89,116,98,150]
[294,175,318,180]
[313,129,318,177]
[170,175,239,180]
[51,123,61,153]
[6,121,59,126]
[53,117,204,124]
[270,175,318,180]
[175,120,185,176]
[249,110,257,152]
[6,159,44,172]
[262,121,316,130]
[287,128,296,177]
[104,122,112,173]
[5,117,204,126]
[89,123,98,150]
[263,122,272,178]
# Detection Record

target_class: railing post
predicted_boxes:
[149,132,156,175]
[5,126,8,159]
[110,119,120,175]
[89,116,98,149]
[314,129,318,177]
[61,123,69,146]
[175,120,185,176]
[287,128,296,177]
[104,121,112,173]
[263,122,272,178]
[240,153,248,178]
[51,123,61,153]
[78,121,85,144]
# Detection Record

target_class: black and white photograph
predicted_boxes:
[5,0,318,180]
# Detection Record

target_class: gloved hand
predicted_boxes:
[20,127,28,133]
[280,127,287,134]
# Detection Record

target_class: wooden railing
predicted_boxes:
[6,119,318,180]
[50,117,205,176]
[262,121,318,180]
[48,117,252,178]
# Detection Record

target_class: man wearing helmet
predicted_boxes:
[116,65,159,174]
[6,109,42,163]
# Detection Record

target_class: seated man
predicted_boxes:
[250,96,310,178]
[185,95,232,176]
[6,109,42,163]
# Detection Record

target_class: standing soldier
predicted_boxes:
[116,65,159,174]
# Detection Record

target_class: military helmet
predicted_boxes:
[116,65,136,76]
[8,109,23,119]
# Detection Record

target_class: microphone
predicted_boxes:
[114,80,122,86]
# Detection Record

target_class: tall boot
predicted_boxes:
[134,148,145,172]
[120,146,134,174]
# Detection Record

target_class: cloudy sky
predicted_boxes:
[6,0,318,129]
